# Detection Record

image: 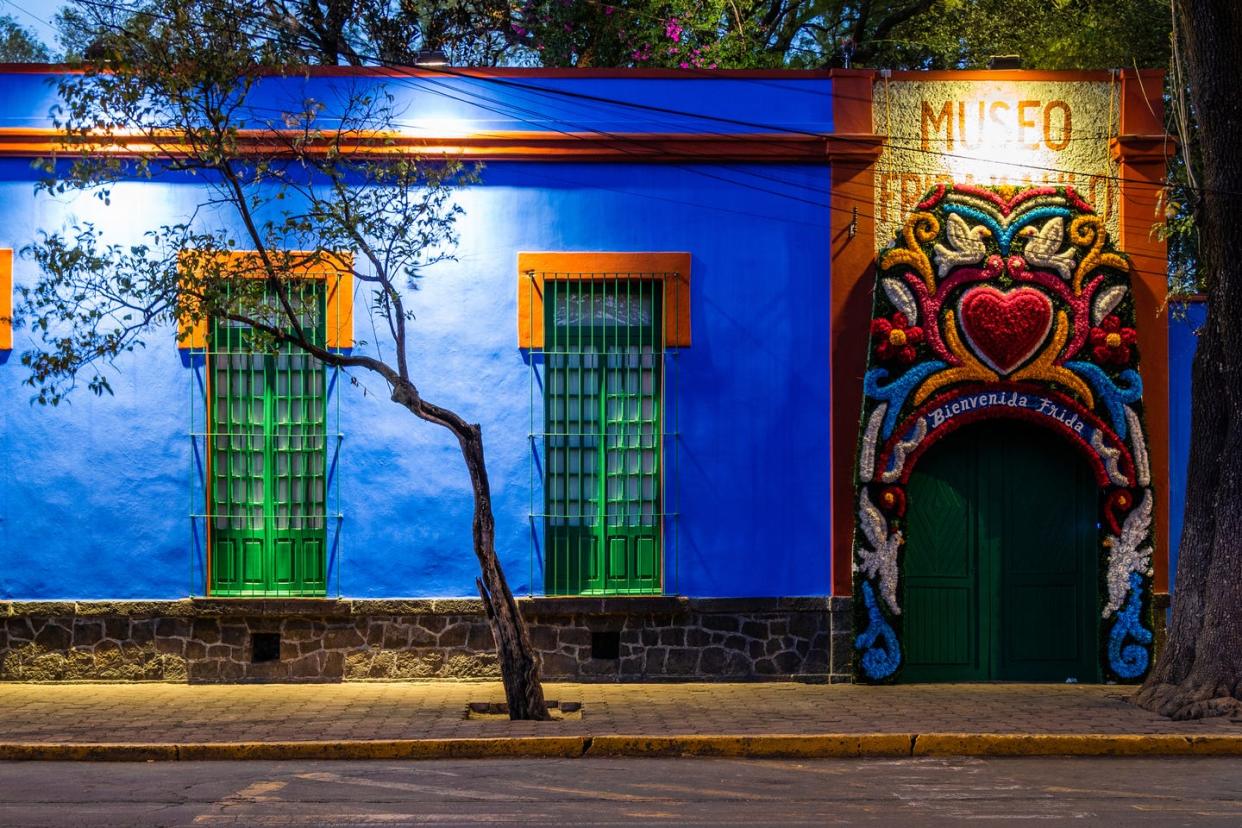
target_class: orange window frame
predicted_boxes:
[517,252,691,349]
[0,248,11,350]
[177,250,354,350]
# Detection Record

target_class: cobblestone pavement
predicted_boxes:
[0,682,1238,743]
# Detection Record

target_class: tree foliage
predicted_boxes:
[53,0,1170,69]
[504,0,1170,69]
[0,13,51,62]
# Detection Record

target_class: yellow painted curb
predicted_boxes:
[3,733,1242,761]
[0,743,178,761]
[912,733,1242,756]
[179,737,589,761]
[0,738,587,762]
[587,734,915,758]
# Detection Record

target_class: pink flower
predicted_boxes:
[604,4,614,14]
[665,18,683,42]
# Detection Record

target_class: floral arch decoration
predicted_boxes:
[852,183,1155,684]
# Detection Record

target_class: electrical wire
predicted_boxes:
[29,0,1191,243]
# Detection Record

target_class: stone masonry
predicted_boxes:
[0,597,852,683]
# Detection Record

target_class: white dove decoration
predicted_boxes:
[933,213,990,277]
[1020,216,1078,281]
[1104,489,1153,618]
[855,489,903,615]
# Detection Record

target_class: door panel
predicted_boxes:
[993,426,1098,682]
[904,427,986,681]
[902,422,1097,682]
[543,281,663,595]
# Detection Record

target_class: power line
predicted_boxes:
[46,0,1200,220]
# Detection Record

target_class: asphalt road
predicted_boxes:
[1,756,1240,826]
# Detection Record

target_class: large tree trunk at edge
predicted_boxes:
[392,382,550,721]
[1135,0,1242,720]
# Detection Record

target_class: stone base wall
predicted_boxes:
[0,597,852,683]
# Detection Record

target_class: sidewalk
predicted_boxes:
[2,682,1240,760]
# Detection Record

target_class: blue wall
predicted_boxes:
[0,71,834,600]
[1167,301,1206,593]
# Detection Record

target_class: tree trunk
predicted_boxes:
[391,381,550,721]
[1135,0,1242,720]
[456,422,551,721]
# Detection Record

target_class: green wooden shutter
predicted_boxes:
[209,281,328,597]
[542,278,663,595]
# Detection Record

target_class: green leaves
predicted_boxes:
[23,0,475,403]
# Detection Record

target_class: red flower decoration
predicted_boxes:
[879,486,907,517]
[1105,488,1135,535]
[1090,315,1137,366]
[870,312,924,365]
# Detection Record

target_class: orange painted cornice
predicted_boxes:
[0,126,884,164]
[1110,134,1176,163]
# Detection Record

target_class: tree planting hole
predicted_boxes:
[465,701,582,721]
[591,630,621,660]
[251,632,281,663]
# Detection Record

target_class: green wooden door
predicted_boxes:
[993,426,1098,681]
[209,282,327,597]
[903,422,1097,681]
[903,425,990,681]
[544,280,662,595]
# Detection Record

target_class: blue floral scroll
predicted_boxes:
[855,581,902,680]
[1108,572,1153,679]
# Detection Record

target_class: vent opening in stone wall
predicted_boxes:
[528,272,682,597]
[591,630,622,660]
[251,632,282,663]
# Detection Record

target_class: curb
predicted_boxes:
[3,733,1242,761]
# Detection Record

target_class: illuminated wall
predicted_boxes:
[0,69,835,601]
[873,76,1121,247]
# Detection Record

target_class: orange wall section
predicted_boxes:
[828,70,881,597]
[1114,69,1173,593]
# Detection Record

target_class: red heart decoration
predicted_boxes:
[957,285,1054,375]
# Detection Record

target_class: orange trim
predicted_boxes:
[0,63,834,78]
[1111,135,1176,163]
[177,250,354,350]
[0,248,11,350]
[517,252,691,349]
[829,74,878,597]
[1116,69,1172,593]
[0,127,837,163]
